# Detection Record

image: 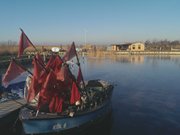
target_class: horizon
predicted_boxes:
[0,0,180,45]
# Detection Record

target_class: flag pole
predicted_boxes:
[73,42,86,89]
[34,56,48,72]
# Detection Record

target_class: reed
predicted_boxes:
[0,45,18,56]
[0,45,51,56]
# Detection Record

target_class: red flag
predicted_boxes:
[45,55,56,69]
[55,97,63,113]
[27,58,43,102]
[57,64,68,81]
[35,53,45,67]
[27,78,37,102]
[53,56,63,73]
[38,71,57,109]
[18,30,32,57]
[63,42,77,62]
[49,96,64,113]
[45,55,62,71]
[49,96,56,112]
[33,57,44,79]
[37,55,55,84]
[2,60,25,87]
[70,82,80,104]
[38,70,49,84]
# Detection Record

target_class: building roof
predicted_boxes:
[111,42,144,46]
[111,43,132,46]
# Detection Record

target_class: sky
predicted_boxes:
[0,0,180,45]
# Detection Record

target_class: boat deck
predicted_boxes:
[0,98,26,118]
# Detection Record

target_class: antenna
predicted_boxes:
[84,29,87,47]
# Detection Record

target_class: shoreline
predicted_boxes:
[113,51,180,55]
[83,51,180,56]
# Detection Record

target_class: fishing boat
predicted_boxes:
[19,79,113,134]
[19,44,113,134]
[1,29,113,134]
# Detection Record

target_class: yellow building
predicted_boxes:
[128,43,145,51]
[111,42,145,51]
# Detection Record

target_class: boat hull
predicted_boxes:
[21,100,112,134]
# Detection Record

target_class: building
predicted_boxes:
[129,43,145,51]
[111,42,145,51]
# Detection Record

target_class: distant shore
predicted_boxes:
[112,51,180,55]
[1,50,180,68]
[85,51,180,56]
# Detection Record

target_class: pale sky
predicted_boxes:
[0,0,180,45]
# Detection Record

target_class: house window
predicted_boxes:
[132,46,135,49]
[138,46,141,49]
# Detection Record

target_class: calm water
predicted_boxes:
[82,55,180,135]
[1,55,180,135]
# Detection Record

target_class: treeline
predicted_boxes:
[145,40,180,51]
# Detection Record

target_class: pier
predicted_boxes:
[0,99,26,130]
[0,99,26,119]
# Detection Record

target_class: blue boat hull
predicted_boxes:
[21,100,112,134]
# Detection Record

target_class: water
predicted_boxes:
[1,55,180,135]
[81,55,180,135]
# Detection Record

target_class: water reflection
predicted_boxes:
[145,55,180,68]
[110,55,144,64]
[85,55,180,64]
[85,55,144,64]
